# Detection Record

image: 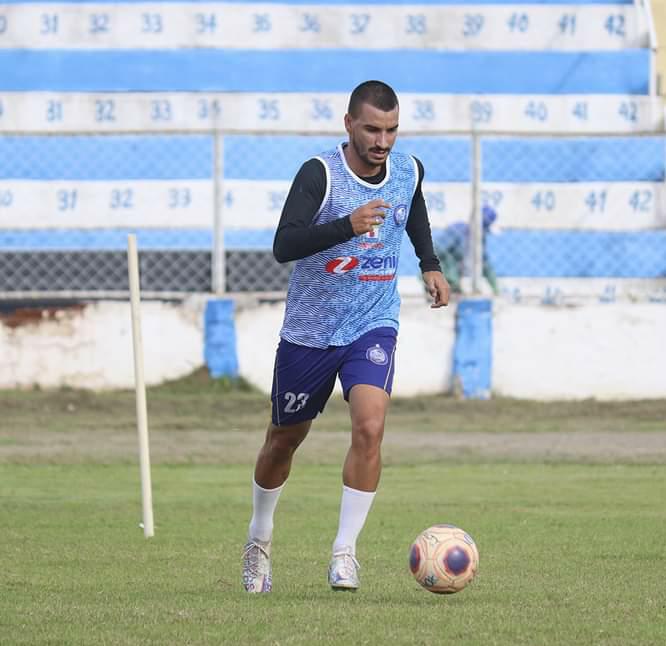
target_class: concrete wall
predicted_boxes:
[0,299,204,390]
[493,302,666,400]
[1,296,664,400]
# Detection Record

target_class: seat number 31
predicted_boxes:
[284,391,310,413]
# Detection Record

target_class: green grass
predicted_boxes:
[1,463,665,645]
[1,373,665,644]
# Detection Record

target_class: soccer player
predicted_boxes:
[242,80,450,593]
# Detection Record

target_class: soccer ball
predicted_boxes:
[409,524,479,594]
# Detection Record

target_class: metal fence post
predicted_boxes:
[640,0,658,96]
[212,130,226,295]
[470,132,483,294]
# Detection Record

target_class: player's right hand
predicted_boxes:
[349,199,391,236]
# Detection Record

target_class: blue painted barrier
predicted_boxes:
[452,299,492,399]
[204,298,239,379]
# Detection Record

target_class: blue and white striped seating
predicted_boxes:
[0,0,663,296]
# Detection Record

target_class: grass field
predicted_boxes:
[1,374,665,645]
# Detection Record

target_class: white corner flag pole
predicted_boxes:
[127,234,155,538]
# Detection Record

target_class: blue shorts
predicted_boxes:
[271,327,397,426]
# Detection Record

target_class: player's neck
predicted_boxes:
[342,143,383,179]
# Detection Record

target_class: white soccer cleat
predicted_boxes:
[328,548,360,591]
[242,539,272,593]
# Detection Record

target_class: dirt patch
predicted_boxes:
[1,429,664,465]
[1,381,664,464]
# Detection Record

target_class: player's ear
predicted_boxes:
[344,113,352,135]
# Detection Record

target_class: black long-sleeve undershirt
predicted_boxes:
[273,156,442,274]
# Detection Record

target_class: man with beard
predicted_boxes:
[241,80,450,593]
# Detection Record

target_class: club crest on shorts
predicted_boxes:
[366,344,388,365]
[393,204,408,226]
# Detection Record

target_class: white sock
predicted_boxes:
[248,479,284,543]
[332,485,377,556]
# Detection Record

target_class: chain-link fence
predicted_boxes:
[1,130,664,303]
[465,133,666,304]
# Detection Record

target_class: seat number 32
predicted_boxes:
[284,391,310,413]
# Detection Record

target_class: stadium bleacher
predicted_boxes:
[0,0,664,300]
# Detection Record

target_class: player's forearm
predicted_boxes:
[405,161,442,273]
[406,204,442,273]
[273,217,355,263]
[410,243,441,273]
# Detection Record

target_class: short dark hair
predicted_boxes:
[348,80,399,117]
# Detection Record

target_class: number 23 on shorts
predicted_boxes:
[283,391,310,413]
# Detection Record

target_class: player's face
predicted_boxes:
[344,102,399,175]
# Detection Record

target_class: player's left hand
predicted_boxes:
[423,271,450,308]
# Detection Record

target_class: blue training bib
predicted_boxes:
[280,144,418,348]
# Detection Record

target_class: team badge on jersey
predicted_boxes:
[366,344,389,365]
[393,204,408,226]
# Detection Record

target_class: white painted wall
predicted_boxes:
[1,295,663,400]
[0,299,204,390]
[493,302,666,400]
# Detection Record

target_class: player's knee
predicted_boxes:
[352,418,384,454]
[265,425,307,459]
